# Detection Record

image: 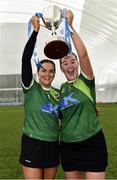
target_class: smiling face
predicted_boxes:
[60,54,79,81]
[37,61,55,88]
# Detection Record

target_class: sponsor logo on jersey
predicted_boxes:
[60,92,79,110]
[41,103,59,117]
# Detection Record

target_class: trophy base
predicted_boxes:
[44,40,69,59]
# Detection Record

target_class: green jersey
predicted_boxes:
[60,73,101,142]
[22,80,60,141]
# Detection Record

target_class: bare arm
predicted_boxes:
[66,10,93,79]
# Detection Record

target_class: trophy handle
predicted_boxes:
[41,16,47,27]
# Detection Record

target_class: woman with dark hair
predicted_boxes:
[19,16,60,179]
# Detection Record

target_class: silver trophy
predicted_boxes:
[41,5,70,59]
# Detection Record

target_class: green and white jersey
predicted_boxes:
[22,80,60,141]
[60,73,101,142]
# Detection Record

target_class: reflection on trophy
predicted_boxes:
[41,5,70,59]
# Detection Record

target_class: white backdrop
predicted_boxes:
[0,0,117,102]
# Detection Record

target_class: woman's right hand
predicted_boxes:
[31,16,40,32]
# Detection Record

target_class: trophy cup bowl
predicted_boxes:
[42,5,69,59]
[44,38,69,59]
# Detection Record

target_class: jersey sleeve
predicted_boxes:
[21,31,38,89]
[79,72,95,87]
[79,73,96,104]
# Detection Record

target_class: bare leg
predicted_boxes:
[44,167,57,179]
[85,171,105,179]
[22,165,43,179]
[64,171,83,179]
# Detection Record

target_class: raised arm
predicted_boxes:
[21,16,40,87]
[66,10,93,79]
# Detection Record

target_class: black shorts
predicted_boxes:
[60,130,108,172]
[19,134,60,168]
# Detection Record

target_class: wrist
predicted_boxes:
[33,30,38,35]
[34,28,39,32]
[69,26,75,35]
